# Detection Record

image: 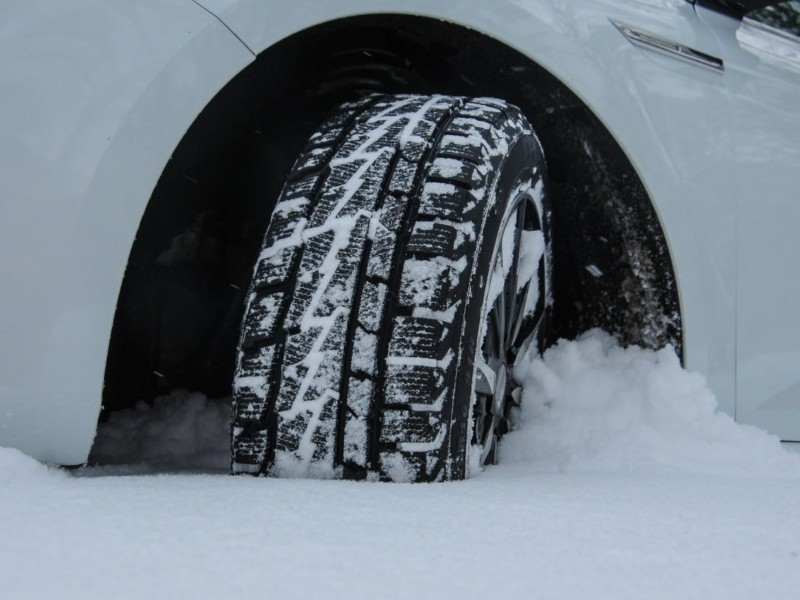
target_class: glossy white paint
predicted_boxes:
[0,0,252,463]
[0,0,797,464]
[698,6,800,441]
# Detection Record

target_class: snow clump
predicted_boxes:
[505,329,799,476]
[0,446,63,486]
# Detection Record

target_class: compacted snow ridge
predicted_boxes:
[507,330,800,476]
[3,331,800,599]
[86,330,798,480]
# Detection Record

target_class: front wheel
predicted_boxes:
[232,94,550,482]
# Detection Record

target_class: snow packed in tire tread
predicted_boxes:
[232,94,534,482]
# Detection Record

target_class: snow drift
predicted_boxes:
[4,330,795,478]
[505,330,798,476]
[3,332,799,600]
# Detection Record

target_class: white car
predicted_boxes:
[1,0,798,481]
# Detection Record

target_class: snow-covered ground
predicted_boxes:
[2,331,799,599]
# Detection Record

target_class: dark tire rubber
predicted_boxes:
[231,94,549,482]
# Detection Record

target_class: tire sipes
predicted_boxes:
[231,94,549,482]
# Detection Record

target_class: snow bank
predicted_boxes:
[80,330,799,478]
[0,446,62,485]
[505,330,799,476]
[89,390,230,472]
[2,332,799,600]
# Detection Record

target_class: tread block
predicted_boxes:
[459,104,507,124]
[347,376,375,417]
[237,343,280,380]
[399,257,466,312]
[357,281,387,332]
[252,247,300,288]
[292,215,369,326]
[428,157,482,190]
[310,397,339,464]
[438,134,490,164]
[381,410,442,444]
[241,292,285,344]
[459,103,504,115]
[274,410,312,456]
[274,392,338,474]
[306,99,373,144]
[274,329,316,410]
[366,227,397,281]
[264,202,309,248]
[396,97,461,163]
[276,314,348,411]
[309,151,392,227]
[281,176,319,201]
[234,345,281,425]
[231,429,268,469]
[385,363,448,406]
[376,195,409,232]
[293,145,336,174]
[304,130,339,149]
[232,382,270,425]
[447,115,504,134]
[343,377,375,469]
[344,416,369,469]
[399,138,430,164]
[352,327,378,376]
[299,227,337,273]
[407,221,460,259]
[389,317,446,359]
[417,182,476,220]
[387,157,420,196]
[273,362,307,413]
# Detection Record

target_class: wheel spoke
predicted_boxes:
[484,317,502,364]
[474,355,497,396]
[492,281,507,350]
[536,254,546,321]
[480,420,498,465]
[505,221,523,348]
[510,386,522,407]
[510,221,546,352]
[473,190,548,472]
[492,388,506,417]
[509,285,530,352]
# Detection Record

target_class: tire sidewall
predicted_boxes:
[450,132,546,479]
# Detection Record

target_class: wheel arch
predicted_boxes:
[102,11,684,420]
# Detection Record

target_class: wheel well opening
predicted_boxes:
[94,13,681,465]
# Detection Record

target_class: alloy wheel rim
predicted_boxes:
[473,190,546,466]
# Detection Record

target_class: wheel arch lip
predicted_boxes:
[0,0,253,464]
[203,0,733,408]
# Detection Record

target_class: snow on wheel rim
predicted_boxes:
[470,182,546,472]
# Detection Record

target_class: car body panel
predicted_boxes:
[0,0,252,463]
[0,0,797,463]
[698,5,800,440]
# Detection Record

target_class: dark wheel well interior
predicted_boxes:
[100,14,682,421]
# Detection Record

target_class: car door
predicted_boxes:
[698,1,800,441]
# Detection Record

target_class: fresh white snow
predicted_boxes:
[2,331,799,599]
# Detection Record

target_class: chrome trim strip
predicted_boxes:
[611,19,724,73]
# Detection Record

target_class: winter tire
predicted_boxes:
[232,94,550,482]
